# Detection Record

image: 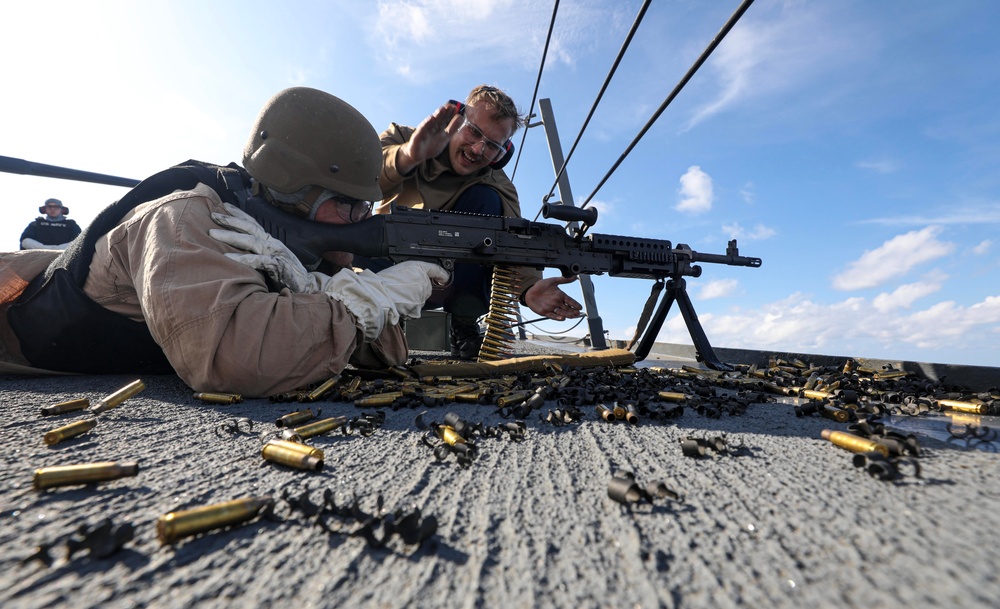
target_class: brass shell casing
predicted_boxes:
[801,389,833,401]
[595,404,616,422]
[157,496,274,545]
[657,391,688,403]
[937,399,986,414]
[437,425,465,446]
[821,429,889,457]
[262,442,323,471]
[91,379,146,414]
[623,403,639,425]
[193,392,242,404]
[822,405,850,423]
[43,418,97,445]
[40,398,90,416]
[275,409,315,428]
[33,461,139,490]
[305,376,341,402]
[293,416,348,439]
[263,439,324,459]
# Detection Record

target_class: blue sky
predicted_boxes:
[3,0,999,367]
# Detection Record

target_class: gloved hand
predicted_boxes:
[209,202,320,293]
[316,262,450,342]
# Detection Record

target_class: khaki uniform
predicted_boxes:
[0,183,406,396]
[376,123,541,296]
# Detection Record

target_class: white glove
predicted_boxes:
[316,262,450,342]
[209,202,321,293]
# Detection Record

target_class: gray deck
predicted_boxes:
[2,341,999,609]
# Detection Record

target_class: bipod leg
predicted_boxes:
[671,278,732,372]
[631,282,678,362]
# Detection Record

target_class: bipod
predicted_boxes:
[628,278,732,371]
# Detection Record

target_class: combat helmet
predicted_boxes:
[243,87,382,204]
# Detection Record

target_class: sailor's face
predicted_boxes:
[313,198,357,269]
[448,103,514,176]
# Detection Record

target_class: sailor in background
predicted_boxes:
[20,198,81,249]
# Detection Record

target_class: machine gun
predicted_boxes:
[236,196,762,369]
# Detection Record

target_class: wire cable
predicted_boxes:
[578,0,756,211]
[510,0,560,181]
[535,0,652,221]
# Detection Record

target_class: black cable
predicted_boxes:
[579,0,756,211]
[510,0,560,181]
[535,0,652,221]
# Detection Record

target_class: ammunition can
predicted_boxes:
[275,409,315,428]
[595,403,616,422]
[262,441,323,471]
[33,461,139,490]
[937,399,986,415]
[43,418,97,445]
[293,416,348,439]
[821,429,889,457]
[40,398,91,416]
[193,392,242,405]
[91,379,146,414]
[156,496,274,545]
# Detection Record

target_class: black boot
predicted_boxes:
[450,316,483,360]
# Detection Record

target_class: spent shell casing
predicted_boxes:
[261,441,324,471]
[304,376,341,402]
[801,389,833,401]
[354,392,402,408]
[437,425,465,446]
[612,402,626,420]
[156,496,274,545]
[275,409,315,428]
[623,403,639,425]
[595,403,616,422]
[293,416,348,439]
[937,399,986,414]
[657,391,688,403]
[822,404,850,423]
[33,461,139,490]
[40,398,90,416]
[192,392,242,404]
[91,379,146,414]
[821,429,889,457]
[43,418,97,445]
[264,439,325,460]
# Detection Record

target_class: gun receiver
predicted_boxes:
[237,197,762,369]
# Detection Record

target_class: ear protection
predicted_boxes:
[449,100,515,169]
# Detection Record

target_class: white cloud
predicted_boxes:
[856,158,899,174]
[831,226,954,291]
[676,166,713,214]
[872,276,945,313]
[722,222,776,241]
[684,3,861,128]
[699,279,738,300]
[973,239,992,255]
[652,291,1000,364]
[740,182,756,204]
[861,203,1000,226]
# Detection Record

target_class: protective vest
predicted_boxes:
[7,160,252,374]
[20,217,81,248]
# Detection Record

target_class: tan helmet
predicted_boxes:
[243,87,382,202]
